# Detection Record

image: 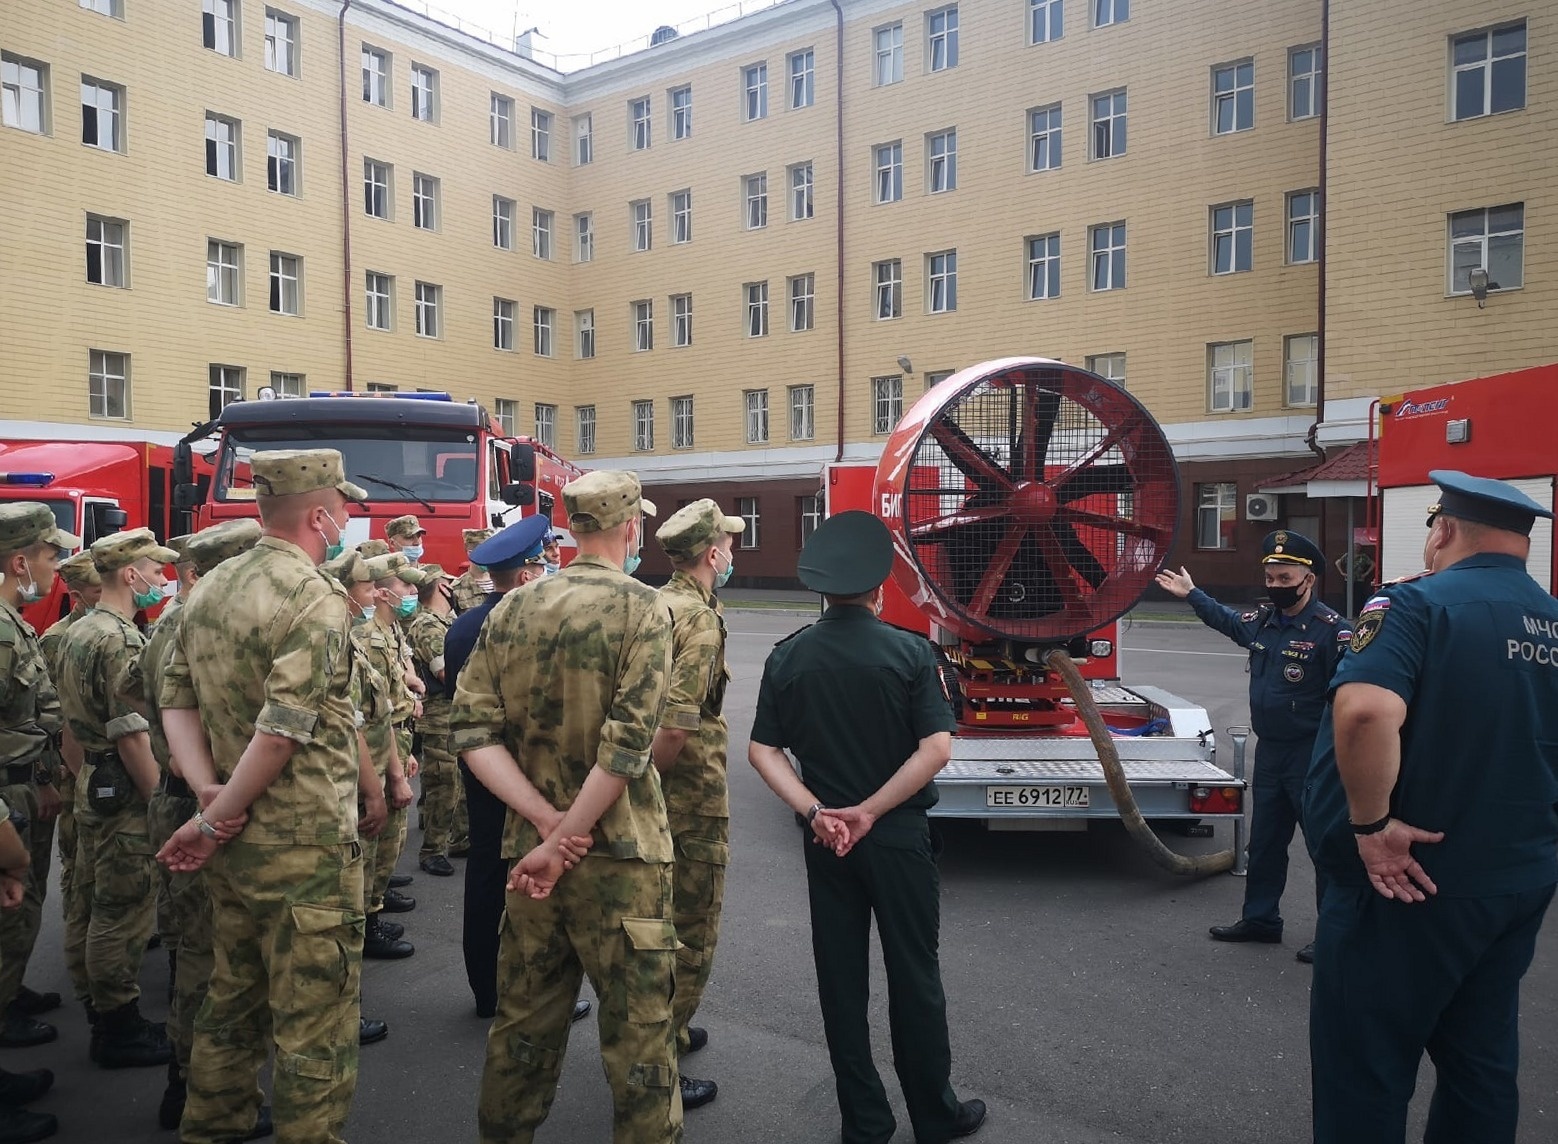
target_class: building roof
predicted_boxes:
[1260,441,1373,496]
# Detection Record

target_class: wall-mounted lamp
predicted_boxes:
[1469,267,1490,308]
[896,355,914,374]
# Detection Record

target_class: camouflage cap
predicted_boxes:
[462,528,494,551]
[57,550,101,590]
[166,534,196,565]
[322,549,371,587]
[386,514,426,541]
[249,449,369,503]
[364,552,411,582]
[90,526,180,573]
[356,539,391,558]
[563,470,657,534]
[402,563,452,587]
[656,498,745,562]
[0,502,81,556]
[185,519,262,576]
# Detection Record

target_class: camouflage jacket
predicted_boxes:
[138,597,184,774]
[450,568,491,614]
[160,536,358,846]
[451,553,674,862]
[656,573,731,821]
[347,630,395,774]
[0,597,61,771]
[406,610,453,731]
[55,606,149,754]
[362,616,417,725]
[39,603,88,679]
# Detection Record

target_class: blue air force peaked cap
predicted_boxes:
[1429,469,1553,537]
[1261,529,1324,569]
[798,510,895,596]
[471,514,552,572]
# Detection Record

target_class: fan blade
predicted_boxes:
[1048,413,1139,490]
[1033,524,1083,609]
[1052,519,1109,589]
[970,523,1029,616]
[1056,463,1135,502]
[1061,506,1169,543]
[909,503,1009,539]
[930,418,1013,493]
[1015,386,1063,483]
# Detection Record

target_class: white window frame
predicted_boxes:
[1287,190,1319,264]
[928,129,957,193]
[1447,203,1524,294]
[576,309,595,359]
[1091,89,1126,159]
[737,497,760,549]
[633,300,653,352]
[410,64,437,123]
[1208,340,1254,413]
[670,85,692,139]
[1451,22,1527,122]
[531,107,551,160]
[789,50,814,109]
[1212,59,1255,135]
[365,271,392,330]
[1289,43,1322,121]
[1,56,48,135]
[361,45,389,108]
[1029,103,1062,171]
[208,363,244,418]
[1087,352,1127,387]
[1284,334,1318,408]
[490,93,513,148]
[363,158,390,218]
[799,494,823,543]
[671,190,692,244]
[745,389,770,444]
[493,398,518,434]
[630,96,651,150]
[927,6,959,72]
[745,281,769,337]
[493,196,515,250]
[86,214,126,287]
[493,297,515,351]
[1090,221,1126,290]
[266,131,298,195]
[632,199,652,251]
[874,24,904,86]
[268,250,300,315]
[789,385,815,441]
[533,208,553,259]
[872,375,904,434]
[789,274,815,332]
[576,405,597,454]
[1093,0,1129,29]
[875,141,903,204]
[1210,201,1254,275]
[575,212,593,262]
[1029,0,1063,45]
[789,162,814,220]
[745,173,768,229]
[89,349,129,419]
[269,371,305,398]
[671,293,693,347]
[632,400,655,451]
[671,396,695,449]
[927,250,957,313]
[874,259,902,319]
[744,63,768,122]
[533,306,554,356]
[414,280,441,339]
[203,0,239,57]
[575,113,592,164]
[1026,232,1060,300]
[412,172,438,231]
[205,113,239,180]
[1196,482,1237,550]
[81,0,124,17]
[206,239,241,306]
[534,404,556,449]
[80,78,123,152]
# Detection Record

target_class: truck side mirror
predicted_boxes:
[537,490,554,517]
[500,482,536,507]
[92,504,129,537]
[172,484,203,511]
[510,443,537,483]
[173,442,193,486]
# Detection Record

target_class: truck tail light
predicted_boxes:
[1189,786,1242,814]
[1088,639,1113,658]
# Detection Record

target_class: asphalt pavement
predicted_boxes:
[15,609,1558,1142]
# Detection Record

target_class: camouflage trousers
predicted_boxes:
[56,769,76,906]
[669,813,729,1056]
[147,790,212,1077]
[182,839,364,1144]
[416,723,467,858]
[0,779,53,1010]
[478,856,683,1144]
[64,798,156,1011]
[368,727,412,906]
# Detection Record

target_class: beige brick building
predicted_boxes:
[1,0,1551,589]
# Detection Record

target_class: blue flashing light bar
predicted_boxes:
[308,391,453,401]
[0,472,56,486]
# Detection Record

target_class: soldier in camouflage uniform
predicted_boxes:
[455,469,682,1144]
[651,499,744,1110]
[155,449,369,1144]
[385,514,426,563]
[56,527,176,1069]
[356,539,390,559]
[0,795,60,1142]
[451,528,495,613]
[362,553,420,927]
[140,519,261,1129]
[0,504,77,1051]
[40,550,100,991]
[405,564,467,875]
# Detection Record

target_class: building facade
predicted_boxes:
[2,0,1552,591]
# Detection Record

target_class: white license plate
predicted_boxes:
[985,785,1090,809]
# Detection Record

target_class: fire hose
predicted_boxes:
[1044,647,1234,877]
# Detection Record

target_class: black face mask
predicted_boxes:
[1267,583,1307,610]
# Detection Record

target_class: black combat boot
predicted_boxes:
[0,1105,57,1142]
[157,1055,186,1129]
[96,1001,172,1069]
[85,1006,102,1065]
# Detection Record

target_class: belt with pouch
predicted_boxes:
[159,773,195,800]
[1,761,35,786]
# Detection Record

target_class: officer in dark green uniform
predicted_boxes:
[749,510,985,1144]
[1304,470,1558,1144]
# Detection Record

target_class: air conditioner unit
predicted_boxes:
[1245,492,1278,522]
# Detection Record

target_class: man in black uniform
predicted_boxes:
[749,510,985,1144]
[1156,530,1350,962]
[443,515,588,1026]
[1305,471,1558,1144]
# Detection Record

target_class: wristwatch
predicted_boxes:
[193,811,220,840]
[806,802,825,824]
[1349,813,1391,836]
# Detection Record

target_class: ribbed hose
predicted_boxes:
[1043,648,1233,877]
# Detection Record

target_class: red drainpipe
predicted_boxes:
[338,0,356,390]
[830,0,846,461]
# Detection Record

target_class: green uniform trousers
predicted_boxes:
[478,856,682,1144]
[182,839,364,1144]
[56,769,76,908]
[0,780,53,1010]
[668,812,729,1055]
[416,721,467,858]
[147,790,212,1078]
[67,796,156,1012]
[803,818,961,1144]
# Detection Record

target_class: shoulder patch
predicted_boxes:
[1350,611,1385,653]
[1239,610,1259,622]
[772,623,813,648]
[1360,595,1391,614]
[1385,569,1433,586]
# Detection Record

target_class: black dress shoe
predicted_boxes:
[0,1106,58,1142]
[0,1018,55,1049]
[1296,941,1316,964]
[571,1000,591,1023]
[679,1075,717,1109]
[418,855,456,877]
[147,932,162,951]
[1208,919,1282,943]
[447,845,470,858]
[363,920,414,960]
[359,1018,389,1046]
[388,873,413,888]
[380,888,416,913]
[683,1026,707,1054]
[6,989,60,1018]
[951,1098,987,1137]
[376,917,405,940]
[0,1067,53,1106]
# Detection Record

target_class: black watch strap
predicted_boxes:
[1350,813,1391,836]
[806,802,824,824]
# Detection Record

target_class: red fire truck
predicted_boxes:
[1373,362,1557,593]
[0,439,212,630]
[825,359,1245,834]
[172,391,580,571]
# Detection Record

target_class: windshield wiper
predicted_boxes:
[354,473,435,513]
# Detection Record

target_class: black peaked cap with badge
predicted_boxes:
[1261,529,1324,570]
[470,514,552,573]
[798,510,896,596]
[1428,469,1554,536]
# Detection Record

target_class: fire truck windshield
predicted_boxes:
[216,426,480,503]
[38,500,75,537]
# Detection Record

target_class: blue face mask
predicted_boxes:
[320,512,346,562]
[714,550,734,590]
[130,571,164,611]
[400,544,424,562]
[351,602,374,626]
[15,562,44,604]
[623,553,642,576]
[394,594,418,618]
